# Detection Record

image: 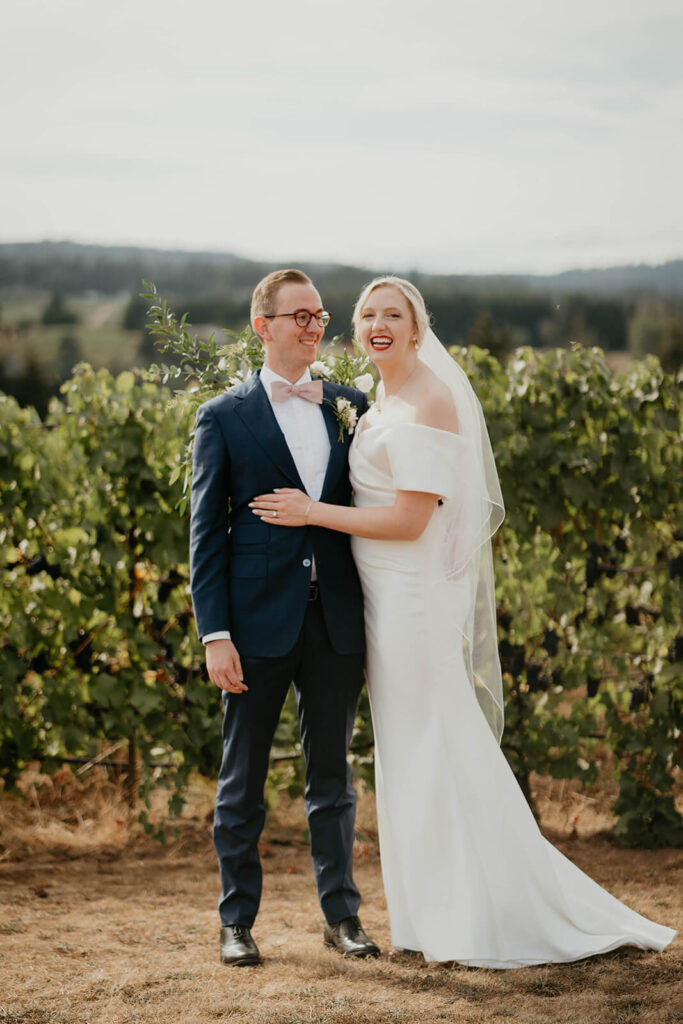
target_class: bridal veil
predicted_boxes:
[417,328,505,740]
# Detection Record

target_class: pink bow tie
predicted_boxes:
[271,380,323,404]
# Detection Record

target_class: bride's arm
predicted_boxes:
[250,488,439,541]
[251,388,457,540]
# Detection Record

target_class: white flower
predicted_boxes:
[334,396,359,440]
[310,360,331,378]
[353,372,374,393]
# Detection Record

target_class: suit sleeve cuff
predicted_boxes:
[202,631,232,644]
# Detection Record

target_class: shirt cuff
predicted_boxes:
[202,631,231,644]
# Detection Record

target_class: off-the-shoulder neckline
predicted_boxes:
[355,417,465,443]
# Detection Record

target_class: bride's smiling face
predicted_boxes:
[357,285,418,368]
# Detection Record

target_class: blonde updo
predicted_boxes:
[352,276,431,346]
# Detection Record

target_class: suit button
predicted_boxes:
[302,558,312,568]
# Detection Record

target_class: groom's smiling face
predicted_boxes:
[255,282,325,382]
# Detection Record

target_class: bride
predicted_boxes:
[250,275,677,967]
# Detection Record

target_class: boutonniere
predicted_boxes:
[328,396,359,442]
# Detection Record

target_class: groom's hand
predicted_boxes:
[206,639,247,693]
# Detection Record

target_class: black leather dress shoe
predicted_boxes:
[219,925,261,966]
[324,916,380,958]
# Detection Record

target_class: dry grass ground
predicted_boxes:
[0,768,680,1024]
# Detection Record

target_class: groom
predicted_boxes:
[190,268,378,966]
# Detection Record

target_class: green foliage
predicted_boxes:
[0,290,680,848]
[0,371,219,818]
[601,679,682,848]
[457,343,682,846]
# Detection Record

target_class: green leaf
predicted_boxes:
[116,370,136,392]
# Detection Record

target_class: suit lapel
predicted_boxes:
[233,372,305,488]
[320,382,351,498]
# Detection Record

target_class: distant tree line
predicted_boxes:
[2,241,682,305]
[1,291,681,420]
[122,287,637,352]
[1,242,681,418]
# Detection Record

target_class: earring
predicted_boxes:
[413,337,419,349]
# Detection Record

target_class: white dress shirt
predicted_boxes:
[203,366,331,644]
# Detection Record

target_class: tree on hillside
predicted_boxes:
[135,330,158,367]
[123,294,148,330]
[0,350,55,417]
[42,293,79,326]
[56,334,84,380]
[466,312,511,362]
[629,303,683,372]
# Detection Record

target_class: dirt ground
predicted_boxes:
[0,770,680,1024]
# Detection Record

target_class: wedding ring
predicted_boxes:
[272,510,277,518]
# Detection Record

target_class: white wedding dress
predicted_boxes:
[349,397,676,968]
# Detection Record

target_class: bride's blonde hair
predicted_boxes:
[352,275,431,346]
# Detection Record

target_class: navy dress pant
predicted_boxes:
[213,596,365,927]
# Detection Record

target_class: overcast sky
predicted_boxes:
[3,0,682,273]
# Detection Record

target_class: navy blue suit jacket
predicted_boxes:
[189,371,368,658]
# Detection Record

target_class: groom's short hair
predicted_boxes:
[250,269,313,332]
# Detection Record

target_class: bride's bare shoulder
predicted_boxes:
[414,373,460,434]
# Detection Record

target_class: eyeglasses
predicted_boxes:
[264,309,331,328]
